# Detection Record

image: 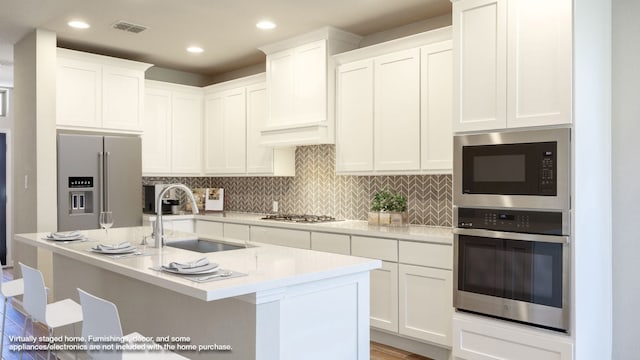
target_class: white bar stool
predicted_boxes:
[1,275,24,355]
[78,288,189,360]
[19,263,83,360]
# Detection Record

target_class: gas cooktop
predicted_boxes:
[261,214,339,223]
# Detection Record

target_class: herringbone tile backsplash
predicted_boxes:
[143,145,452,227]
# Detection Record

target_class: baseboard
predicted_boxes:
[371,329,451,360]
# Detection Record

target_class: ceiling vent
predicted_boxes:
[112,21,148,34]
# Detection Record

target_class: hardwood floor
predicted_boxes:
[371,342,433,360]
[1,268,431,360]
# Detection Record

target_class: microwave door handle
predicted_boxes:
[453,228,570,244]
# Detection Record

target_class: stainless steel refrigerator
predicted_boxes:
[57,134,142,231]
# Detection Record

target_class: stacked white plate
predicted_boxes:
[45,231,86,241]
[161,257,219,275]
[91,242,138,254]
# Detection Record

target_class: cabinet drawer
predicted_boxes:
[224,223,250,242]
[311,232,350,255]
[351,236,397,262]
[250,226,311,249]
[165,219,194,233]
[399,241,452,270]
[195,220,223,237]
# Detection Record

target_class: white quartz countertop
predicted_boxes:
[148,211,453,244]
[15,227,381,302]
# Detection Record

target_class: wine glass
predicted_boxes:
[99,211,114,241]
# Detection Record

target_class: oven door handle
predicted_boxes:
[453,228,570,244]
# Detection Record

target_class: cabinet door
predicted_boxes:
[250,226,311,249]
[311,232,350,255]
[142,87,172,174]
[246,83,274,174]
[421,41,453,172]
[453,0,507,132]
[171,91,202,174]
[102,65,144,131]
[266,49,295,127]
[204,89,247,174]
[506,0,572,128]
[224,223,250,242]
[370,261,399,333]
[336,59,374,173]
[399,264,453,347]
[293,39,327,124]
[453,312,574,360]
[56,57,102,128]
[374,48,421,171]
[164,219,194,233]
[195,220,223,237]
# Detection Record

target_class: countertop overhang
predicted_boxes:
[15,227,381,303]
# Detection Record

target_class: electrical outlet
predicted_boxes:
[272,201,279,213]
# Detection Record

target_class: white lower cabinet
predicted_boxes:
[224,223,250,242]
[311,232,350,255]
[370,261,399,333]
[351,236,399,333]
[164,219,194,233]
[399,264,452,347]
[250,226,311,249]
[195,220,223,237]
[453,312,573,360]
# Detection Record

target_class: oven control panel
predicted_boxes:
[456,207,563,235]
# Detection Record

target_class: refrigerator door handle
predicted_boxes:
[99,151,105,212]
[104,151,111,212]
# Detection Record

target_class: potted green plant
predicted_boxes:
[369,189,408,226]
[389,193,408,226]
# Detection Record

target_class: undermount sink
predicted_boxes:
[165,239,244,253]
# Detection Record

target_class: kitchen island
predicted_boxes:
[14,227,380,360]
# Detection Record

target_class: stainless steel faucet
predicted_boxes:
[155,184,199,247]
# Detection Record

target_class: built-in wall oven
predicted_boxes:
[453,128,571,332]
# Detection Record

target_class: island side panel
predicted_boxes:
[277,272,371,360]
[52,253,257,359]
[236,271,371,360]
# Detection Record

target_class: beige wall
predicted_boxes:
[13,29,57,283]
[612,0,640,358]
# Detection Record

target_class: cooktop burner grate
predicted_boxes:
[261,214,339,223]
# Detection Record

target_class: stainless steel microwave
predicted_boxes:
[453,128,571,210]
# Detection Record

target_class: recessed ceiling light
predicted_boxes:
[256,21,276,30]
[68,20,90,29]
[187,46,204,54]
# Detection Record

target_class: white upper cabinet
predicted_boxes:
[204,88,247,174]
[374,48,421,172]
[506,0,572,128]
[142,87,172,174]
[56,56,102,129]
[334,28,453,175]
[335,59,374,172]
[56,48,152,133]
[203,74,295,177]
[421,41,453,171]
[142,81,202,176]
[453,0,572,132]
[259,27,362,147]
[171,90,203,175]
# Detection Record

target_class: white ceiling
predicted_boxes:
[0,0,451,86]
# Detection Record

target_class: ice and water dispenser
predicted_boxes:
[68,176,95,215]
